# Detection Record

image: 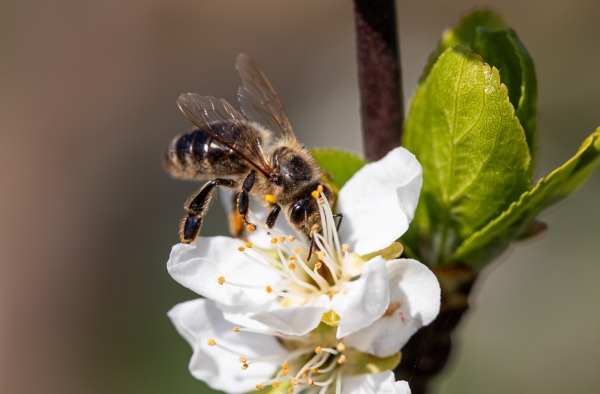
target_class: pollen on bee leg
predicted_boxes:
[217,276,225,285]
[265,194,277,204]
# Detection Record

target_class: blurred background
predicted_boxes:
[0,0,598,393]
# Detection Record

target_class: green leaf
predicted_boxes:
[421,9,538,164]
[454,128,600,268]
[402,46,531,265]
[311,148,367,193]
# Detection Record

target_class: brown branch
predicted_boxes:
[353,0,403,161]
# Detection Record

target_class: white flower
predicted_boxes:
[168,147,435,339]
[168,297,413,394]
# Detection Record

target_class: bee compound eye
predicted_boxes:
[289,200,308,226]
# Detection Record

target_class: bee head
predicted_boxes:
[288,183,334,236]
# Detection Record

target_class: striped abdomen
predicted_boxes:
[163,126,249,180]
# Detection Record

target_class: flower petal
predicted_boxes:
[332,256,390,338]
[342,371,410,394]
[168,299,285,393]
[167,236,281,307]
[337,147,422,256]
[344,259,440,357]
[249,305,328,336]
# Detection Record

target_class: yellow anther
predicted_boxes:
[265,194,277,204]
[272,382,280,388]
[218,276,225,285]
[288,263,296,271]
[266,285,273,293]
[233,327,241,333]
[317,185,323,193]
[318,198,324,205]
[289,235,296,242]
[282,363,290,370]
[289,256,297,261]
[311,224,319,232]
[315,262,322,269]
[327,291,334,300]
[282,369,288,376]
[301,373,307,379]
[278,236,286,243]
[246,224,257,232]
[294,248,301,254]
[241,363,249,370]
[306,378,314,386]
[311,190,319,199]
[337,355,346,364]
[245,241,253,248]
[238,246,246,252]
[317,251,325,260]
[315,346,322,354]
[291,378,299,385]
[271,238,278,244]
[207,339,216,346]
[336,343,346,352]
[342,244,350,252]
[239,355,247,363]
[288,388,294,393]
[311,368,319,374]
[256,384,263,390]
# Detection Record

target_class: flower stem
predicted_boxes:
[353,0,404,161]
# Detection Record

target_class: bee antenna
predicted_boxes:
[307,235,316,261]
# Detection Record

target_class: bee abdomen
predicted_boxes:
[163,127,247,179]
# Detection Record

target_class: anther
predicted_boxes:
[246,224,257,232]
[318,198,324,205]
[266,286,273,293]
[238,246,245,252]
[315,346,322,354]
[217,276,225,285]
[271,237,278,244]
[241,363,249,370]
[317,251,325,260]
[233,327,241,333]
[302,373,307,379]
[311,224,319,232]
[256,384,263,390]
[282,363,290,370]
[317,185,323,193]
[311,368,318,374]
[294,249,301,254]
[207,339,216,346]
[288,263,296,271]
[288,388,294,393]
[266,194,277,204]
[289,236,296,242]
[315,262,322,269]
[327,291,334,300]
[336,343,346,352]
[311,190,319,199]
[289,256,297,261]
[239,355,247,363]
[337,355,346,364]
[279,236,286,243]
[342,244,349,252]
[291,378,299,385]
[306,378,314,386]
[272,382,280,388]
[245,242,253,248]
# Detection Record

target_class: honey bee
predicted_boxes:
[163,54,337,245]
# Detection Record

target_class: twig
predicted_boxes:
[353,0,404,161]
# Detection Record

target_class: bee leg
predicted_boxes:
[307,235,317,261]
[237,170,257,231]
[228,192,245,238]
[180,178,237,243]
[266,204,281,229]
[332,213,344,231]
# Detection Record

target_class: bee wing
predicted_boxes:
[177,93,273,177]
[235,53,297,141]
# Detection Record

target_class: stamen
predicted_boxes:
[291,378,299,385]
[233,327,241,332]
[315,262,322,269]
[241,250,285,275]
[272,382,280,388]
[271,237,278,244]
[256,384,263,390]
[239,355,247,363]
[238,246,245,251]
[311,190,319,199]
[337,355,346,364]
[217,276,225,285]
[336,343,345,352]
[245,242,253,248]
[318,198,324,204]
[289,236,296,242]
[207,339,216,346]
[288,263,296,271]
[317,185,323,193]
[241,363,248,370]
[266,286,273,293]
[342,244,349,252]
[279,236,286,243]
[246,224,257,232]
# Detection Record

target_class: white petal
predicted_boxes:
[337,147,422,256]
[168,299,285,393]
[342,371,410,394]
[344,259,440,357]
[167,236,281,307]
[332,256,390,338]
[249,305,328,336]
